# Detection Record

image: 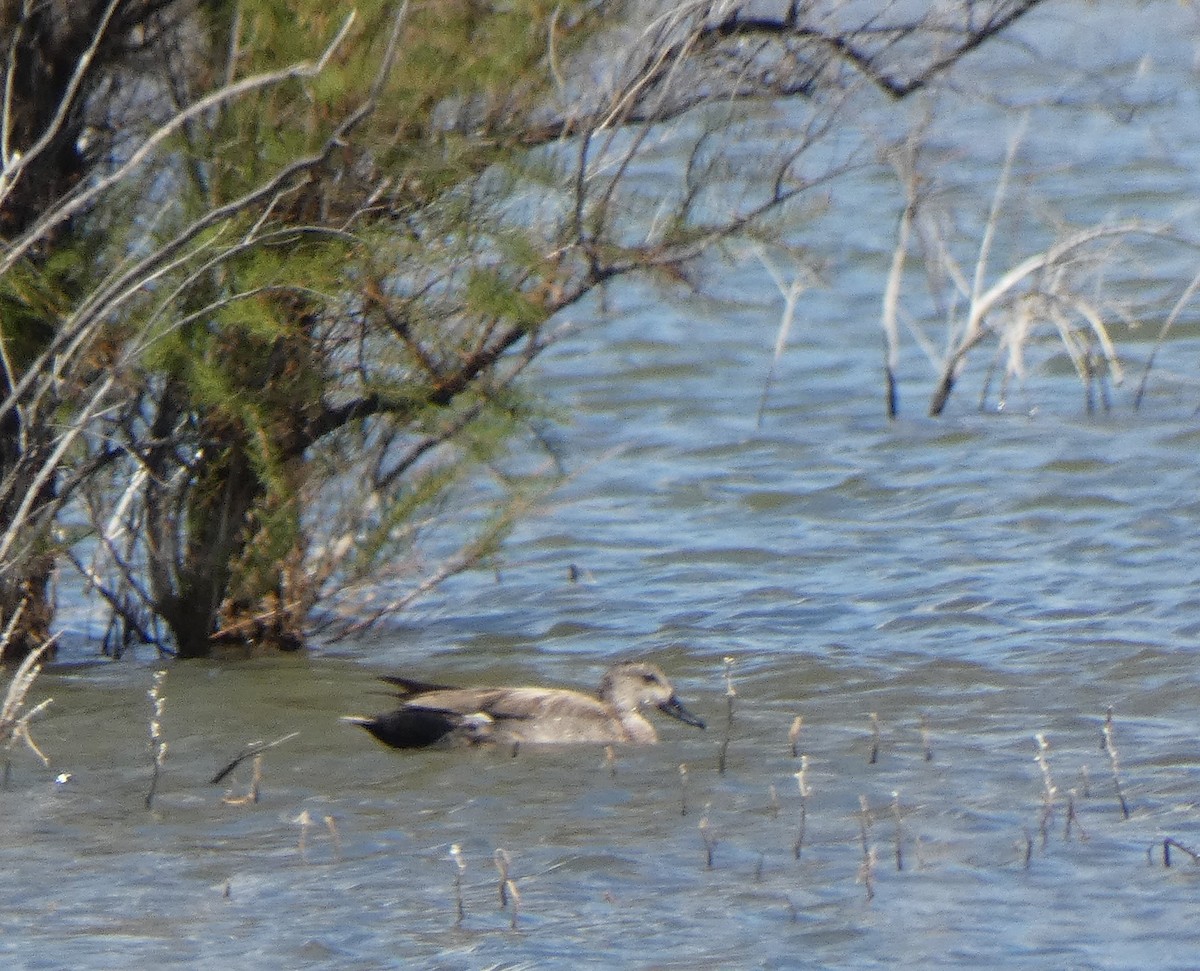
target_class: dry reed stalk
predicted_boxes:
[793,756,810,859]
[868,713,881,765]
[1101,707,1131,820]
[858,794,872,856]
[1134,261,1200,410]
[450,843,467,925]
[699,807,716,869]
[907,107,1156,417]
[768,783,780,820]
[919,713,933,762]
[718,656,735,775]
[1063,788,1088,842]
[1034,733,1056,848]
[505,880,521,930]
[678,763,689,817]
[857,845,877,903]
[494,849,511,906]
[294,809,312,859]
[891,791,904,871]
[145,669,168,810]
[324,815,342,857]
[788,716,803,758]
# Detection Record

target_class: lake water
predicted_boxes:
[8,3,1200,968]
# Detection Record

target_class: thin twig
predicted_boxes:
[211,731,301,785]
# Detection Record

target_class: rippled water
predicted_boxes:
[9,4,1200,969]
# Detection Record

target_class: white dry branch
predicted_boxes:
[884,115,1171,416]
[0,638,54,767]
[927,219,1155,415]
[755,247,819,427]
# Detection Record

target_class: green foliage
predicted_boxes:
[0,262,62,373]
[464,267,547,331]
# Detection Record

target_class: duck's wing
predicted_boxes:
[473,687,609,723]
[397,687,537,723]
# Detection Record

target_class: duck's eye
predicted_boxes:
[641,672,658,684]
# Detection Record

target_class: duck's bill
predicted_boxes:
[658,695,706,729]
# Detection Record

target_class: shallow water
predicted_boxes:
[10,3,1200,969]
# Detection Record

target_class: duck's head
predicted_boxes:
[601,662,706,729]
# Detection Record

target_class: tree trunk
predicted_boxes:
[143,318,318,656]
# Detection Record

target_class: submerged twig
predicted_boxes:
[919,713,933,762]
[211,730,300,784]
[220,754,263,805]
[1162,838,1200,867]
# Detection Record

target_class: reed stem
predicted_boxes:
[145,669,168,811]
